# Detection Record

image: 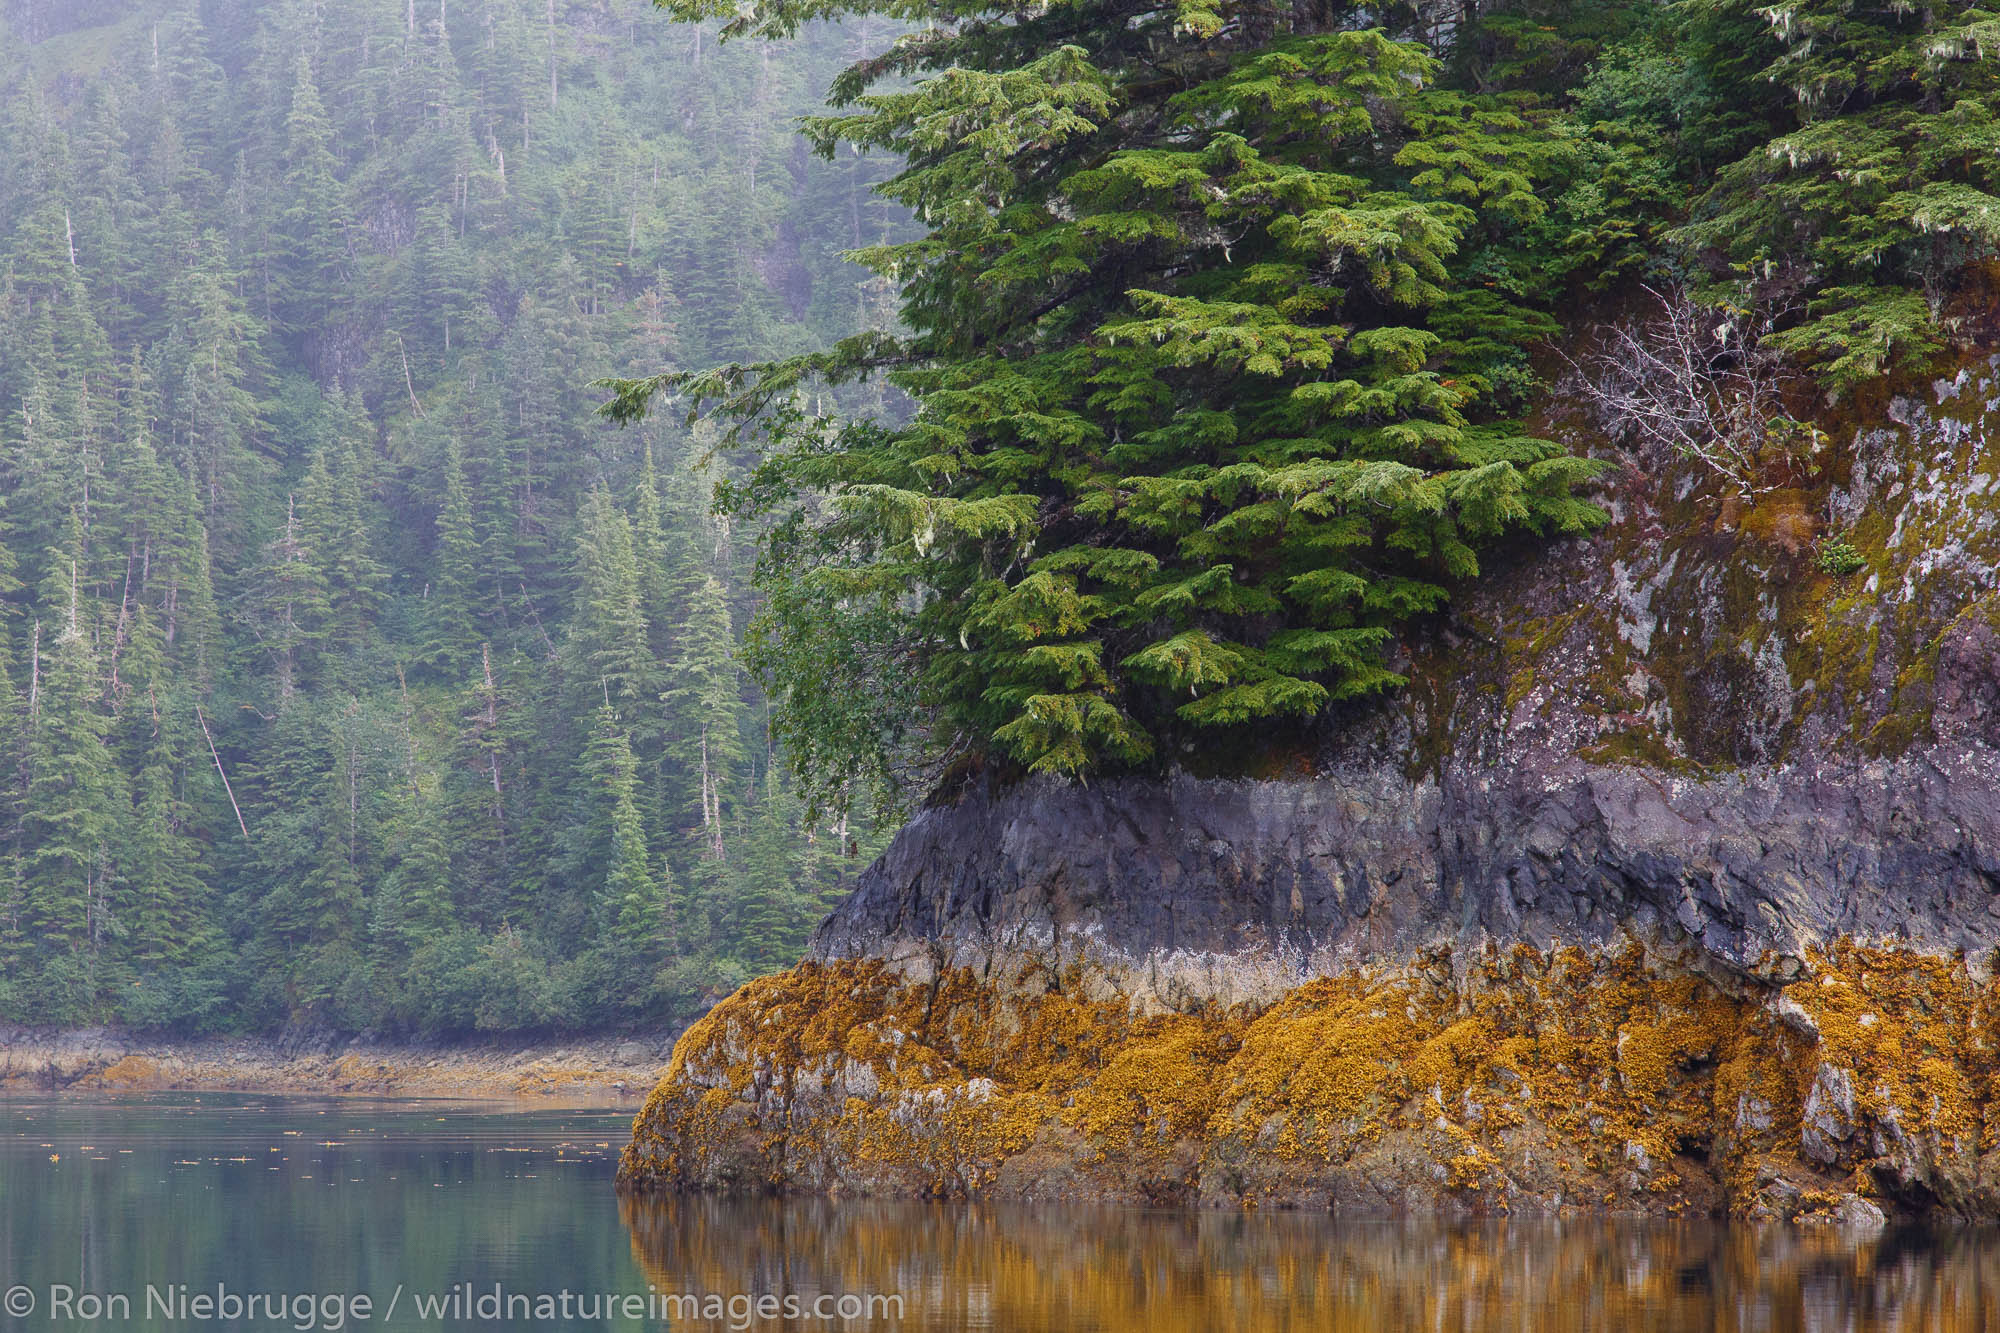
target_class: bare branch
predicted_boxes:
[1566,286,1822,497]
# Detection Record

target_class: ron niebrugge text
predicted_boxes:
[5,1281,906,1328]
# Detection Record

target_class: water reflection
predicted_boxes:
[623,1196,2000,1332]
[0,1093,638,1328]
[6,1094,1998,1331]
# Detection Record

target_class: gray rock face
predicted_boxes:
[811,356,2000,1007]
[1801,1064,1858,1164]
[812,745,2000,1009]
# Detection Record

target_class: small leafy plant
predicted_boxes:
[1816,541,1867,577]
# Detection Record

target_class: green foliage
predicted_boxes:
[0,0,900,1035]
[1816,540,1869,578]
[611,0,2000,816]
[622,0,1610,802]
[1672,0,2000,391]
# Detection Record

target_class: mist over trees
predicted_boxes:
[0,0,902,1033]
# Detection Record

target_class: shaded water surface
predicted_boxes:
[3,1094,1998,1329]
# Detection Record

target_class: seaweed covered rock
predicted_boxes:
[622,943,2000,1220]
[622,357,2000,1219]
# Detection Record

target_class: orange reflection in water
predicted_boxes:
[621,1196,2000,1332]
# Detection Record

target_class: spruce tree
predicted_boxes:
[1675,0,2000,390]
[422,436,483,670]
[159,234,268,541]
[443,642,521,925]
[569,487,666,716]
[243,491,330,704]
[376,790,455,954]
[630,442,678,663]
[726,772,812,976]
[580,702,652,940]
[614,0,1608,804]
[661,573,745,861]
[111,607,209,972]
[274,52,354,349]
[297,417,387,664]
[158,476,221,693]
[19,546,127,989]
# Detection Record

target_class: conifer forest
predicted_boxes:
[0,0,902,1033]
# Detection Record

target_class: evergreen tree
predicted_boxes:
[630,441,677,658]
[159,233,268,542]
[569,487,665,714]
[615,0,1608,804]
[111,607,209,973]
[661,572,744,860]
[578,701,651,941]
[1675,0,2000,389]
[443,641,522,924]
[376,789,455,954]
[19,542,126,995]
[274,52,354,351]
[297,412,387,663]
[243,491,330,704]
[158,475,221,693]
[246,694,375,1021]
[725,772,811,976]
[422,436,482,670]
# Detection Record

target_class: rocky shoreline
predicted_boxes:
[2,1027,673,1104]
[619,359,2000,1219]
[616,795,1992,1225]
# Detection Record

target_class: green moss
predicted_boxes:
[1500,609,1591,715]
[1865,648,1940,753]
[1579,726,1709,776]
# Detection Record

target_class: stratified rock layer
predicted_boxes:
[622,355,2000,1219]
[807,759,2000,1011]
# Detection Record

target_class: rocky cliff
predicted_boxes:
[621,354,2000,1221]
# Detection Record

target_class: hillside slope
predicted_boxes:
[0,0,901,1035]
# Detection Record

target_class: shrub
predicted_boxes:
[1573,285,1824,496]
[1816,541,1868,577]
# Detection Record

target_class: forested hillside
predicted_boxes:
[0,0,901,1033]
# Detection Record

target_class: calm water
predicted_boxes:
[1,1094,1997,1330]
